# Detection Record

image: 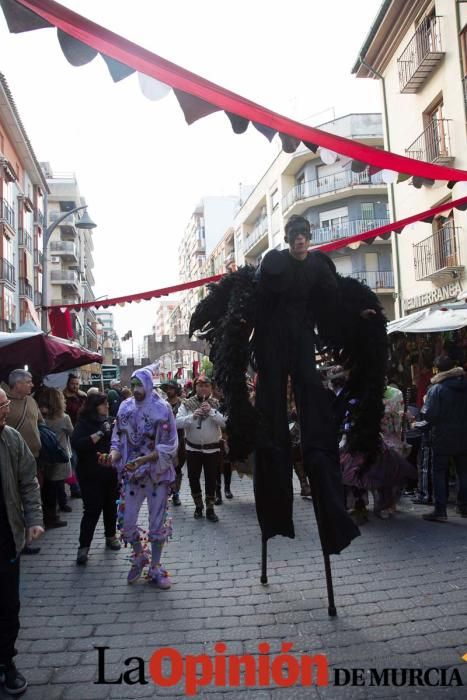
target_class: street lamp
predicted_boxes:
[41,203,97,330]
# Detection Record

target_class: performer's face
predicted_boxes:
[289,233,309,258]
[131,378,145,402]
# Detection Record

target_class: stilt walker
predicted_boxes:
[190,216,388,614]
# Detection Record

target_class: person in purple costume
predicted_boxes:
[110,364,178,588]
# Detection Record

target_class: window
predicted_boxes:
[271,189,279,211]
[361,203,375,220]
[334,256,352,275]
[424,98,449,160]
[319,207,348,230]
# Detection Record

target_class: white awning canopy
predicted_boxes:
[388,304,467,334]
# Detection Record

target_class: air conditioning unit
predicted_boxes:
[50,256,60,264]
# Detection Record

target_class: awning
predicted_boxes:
[388,304,467,334]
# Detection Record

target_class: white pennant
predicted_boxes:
[138,73,171,101]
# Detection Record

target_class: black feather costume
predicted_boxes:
[190,250,388,556]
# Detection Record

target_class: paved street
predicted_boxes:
[4,473,466,700]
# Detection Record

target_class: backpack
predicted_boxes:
[38,423,70,463]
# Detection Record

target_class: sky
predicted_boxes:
[0,0,383,356]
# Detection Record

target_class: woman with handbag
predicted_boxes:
[71,393,120,565]
[36,388,72,529]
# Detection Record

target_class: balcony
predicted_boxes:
[34,207,44,228]
[0,319,16,332]
[34,290,42,307]
[50,240,78,261]
[397,17,444,93]
[406,119,453,164]
[349,270,394,290]
[0,258,15,287]
[0,198,15,230]
[311,218,390,245]
[50,269,79,288]
[413,223,464,281]
[49,211,77,236]
[282,169,385,216]
[18,228,33,252]
[19,277,33,299]
[244,218,268,257]
[224,250,236,268]
[34,249,43,268]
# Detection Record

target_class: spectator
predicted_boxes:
[63,374,86,499]
[5,369,43,554]
[160,380,186,507]
[421,356,467,522]
[71,393,120,565]
[36,388,72,528]
[107,380,123,418]
[0,387,43,695]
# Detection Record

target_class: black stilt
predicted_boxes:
[260,537,268,584]
[323,552,337,616]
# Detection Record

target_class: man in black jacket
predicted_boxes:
[421,356,467,522]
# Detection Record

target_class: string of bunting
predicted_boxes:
[3,0,467,184]
[45,195,467,315]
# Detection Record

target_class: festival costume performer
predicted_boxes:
[110,365,177,588]
[189,215,387,614]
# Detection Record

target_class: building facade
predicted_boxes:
[95,311,121,365]
[353,0,467,316]
[172,196,239,376]
[233,113,394,319]
[0,73,47,332]
[41,163,97,350]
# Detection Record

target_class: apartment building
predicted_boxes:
[96,311,121,364]
[41,163,97,350]
[173,196,238,375]
[234,113,394,319]
[353,0,467,316]
[0,73,48,331]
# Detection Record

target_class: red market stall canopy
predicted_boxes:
[0,323,102,382]
[2,0,467,185]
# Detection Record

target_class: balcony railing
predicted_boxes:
[18,228,33,252]
[0,198,15,229]
[243,218,268,253]
[50,240,77,257]
[406,119,453,163]
[397,16,444,93]
[34,207,44,228]
[414,223,463,280]
[349,270,394,290]
[19,278,33,299]
[34,249,43,267]
[50,269,79,285]
[34,290,42,307]
[311,218,390,245]
[0,258,15,286]
[49,211,77,230]
[282,169,384,213]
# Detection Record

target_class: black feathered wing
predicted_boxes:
[189,266,258,459]
[317,273,388,463]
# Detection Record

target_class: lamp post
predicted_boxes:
[41,203,97,330]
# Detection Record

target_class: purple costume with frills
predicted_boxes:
[111,364,178,545]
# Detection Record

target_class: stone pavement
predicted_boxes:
[3,473,466,700]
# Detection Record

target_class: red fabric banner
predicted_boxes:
[44,195,467,313]
[48,306,73,338]
[10,0,467,182]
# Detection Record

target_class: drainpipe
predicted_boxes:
[456,1,467,134]
[357,56,403,318]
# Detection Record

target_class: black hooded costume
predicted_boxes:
[190,229,388,557]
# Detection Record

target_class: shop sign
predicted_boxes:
[403,282,462,311]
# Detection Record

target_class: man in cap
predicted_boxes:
[176,375,226,522]
[160,380,186,506]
